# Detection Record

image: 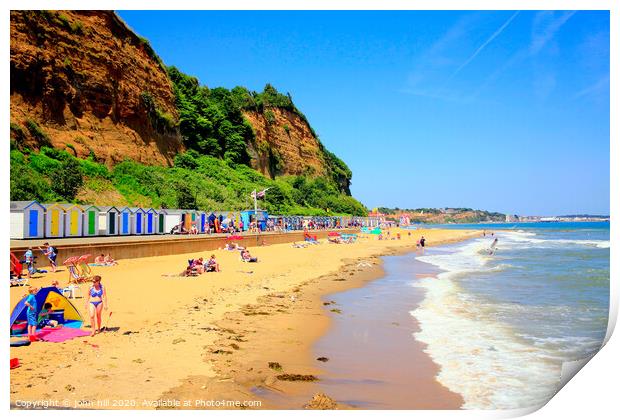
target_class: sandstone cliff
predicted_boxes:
[10,10,183,166]
[243,107,328,179]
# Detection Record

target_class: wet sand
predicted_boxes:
[313,254,462,409]
[9,228,479,409]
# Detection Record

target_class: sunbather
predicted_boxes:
[241,249,258,263]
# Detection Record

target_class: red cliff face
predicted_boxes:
[243,108,329,179]
[10,10,184,166]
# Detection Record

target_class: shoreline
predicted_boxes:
[10,228,480,410]
[159,232,478,409]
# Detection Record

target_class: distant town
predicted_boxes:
[374,207,610,224]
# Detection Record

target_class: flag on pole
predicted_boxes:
[251,188,268,199]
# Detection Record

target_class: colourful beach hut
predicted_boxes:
[98,206,120,236]
[118,207,133,236]
[10,287,84,334]
[143,208,158,235]
[43,203,65,238]
[130,207,146,235]
[82,205,100,237]
[10,201,46,239]
[155,209,167,234]
[59,204,84,237]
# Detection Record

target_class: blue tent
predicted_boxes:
[10,287,84,332]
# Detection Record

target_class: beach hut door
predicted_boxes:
[147,213,153,233]
[28,209,38,237]
[122,212,129,234]
[88,211,96,235]
[136,213,143,234]
[158,214,164,233]
[109,212,116,234]
[51,209,60,236]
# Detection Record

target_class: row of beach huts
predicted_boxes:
[10,201,380,240]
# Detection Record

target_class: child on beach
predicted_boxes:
[24,286,39,341]
[40,242,58,273]
[38,302,59,329]
[23,248,35,279]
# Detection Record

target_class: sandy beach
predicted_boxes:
[10,228,480,410]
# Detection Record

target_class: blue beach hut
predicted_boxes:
[118,207,132,236]
[130,207,146,235]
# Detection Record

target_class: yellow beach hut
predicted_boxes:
[60,204,84,237]
[43,203,65,238]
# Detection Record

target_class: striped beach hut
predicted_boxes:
[60,204,84,237]
[98,206,120,235]
[10,201,46,239]
[43,203,65,238]
[82,205,100,237]
[118,207,133,236]
[130,207,146,235]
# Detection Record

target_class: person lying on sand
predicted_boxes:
[292,242,308,248]
[104,254,118,265]
[94,254,105,264]
[241,249,258,263]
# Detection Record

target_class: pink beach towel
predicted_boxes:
[38,327,91,343]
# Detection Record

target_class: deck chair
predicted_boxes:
[10,252,27,285]
[77,255,94,281]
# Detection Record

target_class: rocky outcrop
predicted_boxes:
[10,10,183,166]
[243,108,328,179]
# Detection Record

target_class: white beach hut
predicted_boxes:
[98,206,120,236]
[10,201,46,239]
[43,203,65,238]
[164,209,184,234]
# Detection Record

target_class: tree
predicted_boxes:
[176,182,197,209]
[52,157,83,200]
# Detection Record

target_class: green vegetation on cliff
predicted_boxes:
[10,146,367,216]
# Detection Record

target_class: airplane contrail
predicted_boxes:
[446,11,520,84]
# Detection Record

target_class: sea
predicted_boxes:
[411,222,610,409]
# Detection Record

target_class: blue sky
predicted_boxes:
[118,10,610,215]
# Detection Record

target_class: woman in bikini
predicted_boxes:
[86,275,108,336]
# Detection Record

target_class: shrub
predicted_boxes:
[51,157,84,200]
[26,120,52,146]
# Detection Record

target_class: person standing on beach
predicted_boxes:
[24,286,39,341]
[40,242,58,272]
[23,247,35,279]
[86,275,108,336]
[420,236,426,248]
